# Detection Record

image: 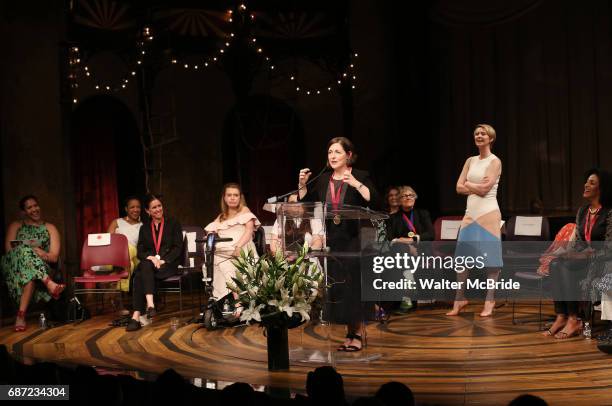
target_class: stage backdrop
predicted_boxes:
[427,0,612,214]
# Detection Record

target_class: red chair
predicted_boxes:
[73,233,131,311]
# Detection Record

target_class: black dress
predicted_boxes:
[386,208,435,301]
[301,168,379,324]
[386,208,434,242]
[132,217,183,313]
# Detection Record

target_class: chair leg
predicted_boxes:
[189,272,195,321]
[179,278,183,315]
[538,278,543,331]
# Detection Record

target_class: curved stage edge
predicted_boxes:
[1,303,611,405]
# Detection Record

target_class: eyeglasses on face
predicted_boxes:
[400,194,417,199]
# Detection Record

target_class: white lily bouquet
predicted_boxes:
[228,243,323,326]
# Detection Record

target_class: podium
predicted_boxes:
[264,202,389,364]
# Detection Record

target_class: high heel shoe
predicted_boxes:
[14,310,26,332]
[42,276,65,300]
[345,330,368,352]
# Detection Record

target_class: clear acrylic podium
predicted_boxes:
[263,202,389,365]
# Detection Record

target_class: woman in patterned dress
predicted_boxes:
[447,124,503,317]
[1,195,65,331]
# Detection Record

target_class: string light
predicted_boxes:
[69,3,361,103]
[166,2,361,96]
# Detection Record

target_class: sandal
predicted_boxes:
[337,334,353,351]
[344,334,363,352]
[42,276,65,300]
[14,310,26,332]
[555,324,583,340]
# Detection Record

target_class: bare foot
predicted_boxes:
[480,301,495,317]
[542,315,567,337]
[446,300,468,316]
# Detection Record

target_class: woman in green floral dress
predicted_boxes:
[1,195,65,331]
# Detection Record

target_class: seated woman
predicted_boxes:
[269,194,324,255]
[106,196,142,292]
[126,195,183,332]
[1,195,65,332]
[386,185,434,312]
[546,169,612,339]
[205,183,260,314]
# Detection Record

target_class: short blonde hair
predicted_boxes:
[474,123,496,144]
[398,185,417,199]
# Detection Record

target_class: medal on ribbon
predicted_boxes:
[151,218,165,260]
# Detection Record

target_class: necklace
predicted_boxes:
[588,206,601,215]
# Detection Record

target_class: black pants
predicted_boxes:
[132,260,177,313]
[550,257,589,316]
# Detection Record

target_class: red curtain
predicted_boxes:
[73,113,120,250]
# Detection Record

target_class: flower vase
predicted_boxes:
[266,322,289,371]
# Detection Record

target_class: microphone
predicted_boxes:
[267,166,327,203]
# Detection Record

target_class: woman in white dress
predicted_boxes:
[107,196,142,292]
[205,183,260,314]
[447,124,503,317]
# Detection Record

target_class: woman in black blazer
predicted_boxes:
[386,185,434,243]
[298,137,379,352]
[126,194,183,331]
[386,185,434,311]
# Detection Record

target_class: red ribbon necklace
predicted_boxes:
[151,218,165,259]
[584,207,600,242]
[328,169,350,209]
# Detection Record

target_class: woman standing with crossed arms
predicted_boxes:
[447,124,503,318]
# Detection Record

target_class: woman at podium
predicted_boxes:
[298,137,379,352]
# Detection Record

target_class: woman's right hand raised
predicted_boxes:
[298,168,312,187]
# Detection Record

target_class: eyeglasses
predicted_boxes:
[400,194,417,199]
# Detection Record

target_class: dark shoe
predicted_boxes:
[337,334,353,351]
[344,334,363,352]
[146,306,156,319]
[596,329,612,342]
[126,319,142,332]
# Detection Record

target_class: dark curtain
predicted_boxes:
[427,0,612,214]
[72,96,125,248]
[223,95,305,222]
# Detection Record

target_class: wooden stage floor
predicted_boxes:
[1,302,611,405]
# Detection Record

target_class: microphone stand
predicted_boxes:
[266,166,327,203]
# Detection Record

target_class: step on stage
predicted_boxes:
[1,303,611,405]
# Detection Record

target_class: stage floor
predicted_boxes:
[1,303,611,405]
